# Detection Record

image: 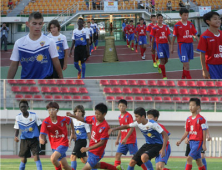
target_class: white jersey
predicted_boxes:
[85,27,94,37]
[90,23,98,33]
[72,28,89,47]
[72,118,90,140]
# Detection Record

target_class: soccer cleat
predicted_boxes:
[156,59,160,65]
[131,48,134,51]
[91,49,94,52]
[163,77,167,79]
[158,67,162,73]
[77,70,81,79]
[116,165,124,170]
[142,55,145,60]
[135,49,138,52]
[153,62,157,68]
[94,47,96,50]
[128,45,130,48]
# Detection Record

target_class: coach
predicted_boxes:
[1,23,9,51]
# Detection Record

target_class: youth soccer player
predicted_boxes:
[147,15,159,67]
[86,21,94,55]
[14,99,42,170]
[124,23,129,47]
[91,18,99,50]
[151,14,171,79]
[134,27,138,52]
[47,19,69,78]
[69,18,89,79]
[136,18,147,60]
[176,98,207,170]
[109,107,168,170]
[147,109,171,170]
[127,20,136,50]
[7,12,63,79]
[171,8,199,79]
[40,102,76,170]
[197,11,222,79]
[66,103,123,170]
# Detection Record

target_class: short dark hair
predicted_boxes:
[74,105,85,117]
[2,22,6,25]
[28,12,43,22]
[92,18,95,21]
[118,99,127,106]
[151,15,156,18]
[157,14,163,18]
[87,21,91,23]
[189,98,201,106]
[47,20,60,32]
[134,107,146,118]
[95,103,108,115]
[140,17,144,21]
[130,20,133,22]
[203,11,220,26]
[147,109,159,118]
[46,102,59,110]
[19,99,29,107]
[179,8,189,15]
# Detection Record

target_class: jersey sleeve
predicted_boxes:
[173,25,178,37]
[14,116,19,129]
[91,28,94,34]
[159,124,170,136]
[40,120,48,135]
[128,114,134,124]
[185,118,190,132]
[136,26,139,33]
[72,30,75,40]
[167,26,171,36]
[65,116,71,125]
[86,30,90,39]
[49,39,59,58]
[84,123,91,133]
[197,35,207,53]
[63,36,69,50]
[100,126,109,140]
[35,114,42,126]
[129,121,138,127]
[150,27,155,37]
[10,41,19,61]
[200,117,207,130]
[191,24,197,35]
[151,122,163,134]
[84,116,93,124]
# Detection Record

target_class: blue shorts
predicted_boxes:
[208,64,222,79]
[134,36,138,43]
[156,43,170,59]
[178,43,194,62]
[189,140,202,160]
[153,41,156,50]
[117,142,138,155]
[126,34,128,40]
[155,144,171,165]
[87,151,104,168]
[139,36,147,45]
[128,34,135,42]
[52,145,68,161]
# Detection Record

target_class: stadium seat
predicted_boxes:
[141,88,150,94]
[69,87,78,94]
[118,80,128,86]
[177,81,186,87]
[33,95,43,101]
[115,96,124,101]
[57,80,66,85]
[8,80,17,84]
[198,89,207,95]
[45,95,53,100]
[128,80,138,86]
[207,89,217,95]
[106,96,115,101]
[162,96,172,102]
[148,80,156,86]
[153,96,162,102]
[103,87,112,94]
[122,87,132,94]
[172,97,181,102]
[112,87,122,94]
[63,95,72,101]
[11,86,20,92]
[159,88,169,95]
[100,80,109,86]
[220,97,222,102]
[196,81,205,87]
[201,97,209,102]
[125,96,134,101]
[169,89,178,95]
[15,94,23,100]
[210,97,219,102]
[47,80,57,85]
[30,86,39,93]
[20,86,30,92]
[26,80,36,84]
[109,80,118,86]
[186,81,196,87]
[144,96,153,101]
[50,87,60,93]
[82,96,91,101]
[38,80,47,85]
[182,97,190,102]
[138,80,147,86]
[205,81,215,87]
[73,96,81,101]
[135,96,143,101]
[166,81,175,87]
[131,88,141,94]
[24,94,33,100]
[78,87,88,94]
[41,87,50,93]
[179,89,188,95]
[60,87,69,93]
[66,80,76,85]
[54,95,63,100]
[150,88,159,95]
[215,81,222,87]
[157,80,166,86]
[218,89,222,95]
[16,80,27,84]
[75,80,85,85]
[188,89,198,95]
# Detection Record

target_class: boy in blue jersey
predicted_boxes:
[91,18,99,50]
[7,12,63,79]
[109,107,168,170]
[14,99,43,170]
[69,18,89,79]
[47,20,69,78]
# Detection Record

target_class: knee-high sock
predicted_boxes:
[141,163,147,170]
[127,39,129,45]
[185,164,192,170]
[35,160,42,170]
[144,160,154,170]
[71,161,77,170]
[95,39,98,47]
[74,62,81,72]
[182,67,186,79]
[143,47,146,54]
[184,70,192,79]
[135,44,137,50]
[202,158,207,170]
[131,42,134,48]
[81,63,86,78]
[19,162,26,170]
[198,165,206,170]
[185,161,187,170]
[100,162,117,170]
[114,160,121,166]
[127,165,134,170]
[156,54,158,60]
[152,54,155,62]
[90,44,93,52]
[159,64,166,77]
[55,164,62,170]
[140,46,143,56]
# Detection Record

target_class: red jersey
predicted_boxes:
[127,24,135,34]
[84,116,110,157]
[146,23,156,33]
[136,24,147,36]
[124,26,128,34]
[150,24,171,44]
[118,112,136,144]
[186,114,207,141]
[197,29,222,65]
[173,21,197,43]
[158,123,170,146]
[40,116,71,149]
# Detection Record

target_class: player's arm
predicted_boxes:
[14,129,19,142]
[63,49,68,71]
[151,35,155,52]
[66,112,85,122]
[39,134,47,144]
[200,52,210,79]
[70,119,77,141]
[69,40,75,57]
[176,131,189,146]
[171,36,176,53]
[86,39,90,56]
[85,123,91,141]
[80,139,106,153]
[121,127,134,144]
[193,35,199,43]
[52,58,63,79]
[108,125,131,135]
[115,130,121,146]
[7,61,19,79]
[202,129,207,151]
[160,131,168,157]
[168,35,171,44]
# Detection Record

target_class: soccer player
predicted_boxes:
[91,18,99,50]
[136,18,147,60]
[66,103,123,170]
[39,102,76,170]
[109,107,168,170]
[14,99,42,170]
[134,26,139,52]
[124,22,129,47]
[147,109,171,170]
[171,8,199,79]
[47,19,69,78]
[127,20,136,50]
[176,98,207,170]
[86,21,94,55]
[7,12,63,79]
[151,14,171,79]
[197,11,222,79]
[147,15,159,68]
[69,18,89,79]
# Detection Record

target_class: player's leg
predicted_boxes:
[60,157,72,170]
[134,37,138,52]
[51,145,69,170]
[156,144,171,170]
[74,46,82,79]
[184,144,190,168]
[20,157,27,170]
[152,42,157,68]
[196,158,206,170]
[70,154,77,170]
[142,38,147,59]
[128,34,131,48]
[19,139,31,170]
[115,143,127,166]
[30,138,43,170]
[207,64,222,79]
[201,152,207,170]
[131,34,135,50]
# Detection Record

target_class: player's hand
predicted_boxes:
[185,137,190,144]
[14,137,19,142]
[69,53,72,58]
[63,64,67,71]
[206,136,212,141]
[66,112,74,117]
[121,138,127,145]
[170,47,174,54]
[202,144,207,151]
[159,149,166,158]
[202,70,210,79]
[39,138,45,145]
[176,141,181,146]
[80,147,88,153]
[108,129,113,135]
[115,140,119,146]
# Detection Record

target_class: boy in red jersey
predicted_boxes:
[176,98,207,170]
[127,20,136,50]
[147,15,159,67]
[124,23,129,47]
[40,102,76,170]
[171,8,199,79]
[151,14,171,79]
[136,17,147,60]
[197,11,222,79]
[134,24,139,52]
[66,103,123,170]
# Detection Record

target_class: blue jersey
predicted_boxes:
[72,118,90,140]
[10,34,59,79]
[14,112,42,139]
[129,119,163,144]
[122,22,126,30]
[90,23,98,34]
[85,27,94,37]
[72,28,89,47]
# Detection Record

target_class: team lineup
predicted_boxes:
[14,98,211,170]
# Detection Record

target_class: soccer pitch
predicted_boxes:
[1,157,222,170]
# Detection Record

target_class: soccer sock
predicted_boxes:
[202,158,207,170]
[152,54,156,62]
[127,165,134,170]
[185,164,192,170]
[114,160,121,166]
[198,165,206,170]
[140,47,143,56]
[35,160,42,170]
[81,63,86,78]
[163,168,170,170]
[135,44,137,50]
[131,42,134,48]
[55,164,62,170]
[185,161,187,170]
[100,162,117,170]
[184,70,192,79]
[95,40,98,47]
[143,47,146,54]
[141,164,147,170]
[144,160,154,170]
[19,162,26,170]
[74,62,81,72]
[156,54,158,60]
[71,161,77,170]
[159,64,166,78]
[182,67,186,79]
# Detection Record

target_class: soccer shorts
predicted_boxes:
[52,145,68,161]
[156,43,170,59]
[189,140,203,160]
[117,142,138,155]
[185,143,205,157]
[134,36,138,44]
[139,36,147,45]
[52,58,64,79]
[74,45,87,63]
[177,43,194,62]
[155,144,171,165]
[208,64,222,79]
[87,151,104,168]
[128,34,135,42]
[19,137,41,158]
[132,143,162,166]
[72,139,87,158]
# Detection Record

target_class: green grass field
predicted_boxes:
[1,157,222,170]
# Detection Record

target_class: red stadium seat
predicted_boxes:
[163,96,172,102]
[54,95,63,100]
[210,97,219,102]
[177,81,186,87]
[69,87,78,94]
[112,87,122,94]
[8,80,17,84]
[79,87,88,94]
[16,80,26,84]
[198,89,207,95]
[82,96,91,101]
[60,87,69,93]
[159,88,169,95]
[169,89,178,95]
[26,80,36,85]
[100,80,109,86]
[220,97,222,102]
[153,96,162,102]
[38,80,47,85]
[20,86,30,92]
[116,96,124,101]
[166,81,175,87]
[215,81,222,87]
[73,96,81,100]
[41,87,50,93]
[15,94,23,100]
[103,87,112,94]
[109,80,118,86]
[125,96,134,101]
[45,95,53,100]
[205,81,215,87]
[135,96,143,101]
[122,87,132,94]
[75,80,85,85]
[50,87,60,93]
[179,89,188,95]
[196,81,205,87]
[157,80,166,86]
[66,80,76,85]
[141,88,150,94]
[128,80,138,86]
[188,89,198,95]
[218,89,222,95]
[144,96,153,101]
[11,86,20,92]
[118,80,128,86]
[182,97,190,102]
[172,97,181,102]
[47,80,56,85]
[201,97,209,102]
[63,95,72,101]
[138,80,147,86]
[33,95,43,101]
[24,94,33,99]
[106,96,115,101]
[30,87,40,93]
[57,80,66,85]
[207,89,217,95]
[150,88,159,95]
[131,88,141,94]
[148,80,156,86]
[186,81,195,87]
